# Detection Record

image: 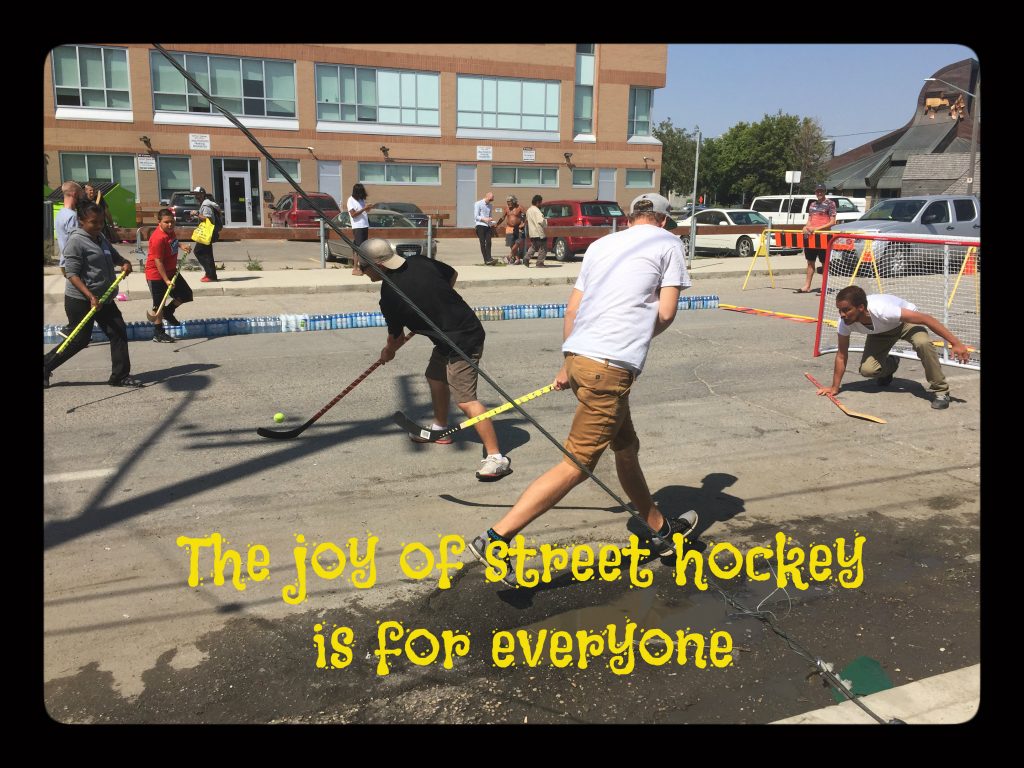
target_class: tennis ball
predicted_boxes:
[274,412,285,423]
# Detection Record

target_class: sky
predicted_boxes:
[653,44,977,156]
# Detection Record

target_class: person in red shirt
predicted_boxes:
[797,184,837,293]
[146,209,194,343]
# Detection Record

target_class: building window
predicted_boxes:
[572,169,595,187]
[625,169,654,188]
[267,159,300,183]
[359,163,440,184]
[157,156,192,201]
[574,45,594,136]
[52,45,131,109]
[492,166,558,187]
[457,76,559,132]
[628,87,653,138]
[151,51,296,117]
[60,153,137,197]
[316,65,439,126]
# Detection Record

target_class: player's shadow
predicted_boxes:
[835,377,958,404]
[649,472,746,540]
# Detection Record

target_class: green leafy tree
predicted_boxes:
[653,118,697,198]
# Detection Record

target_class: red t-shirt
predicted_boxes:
[145,226,177,281]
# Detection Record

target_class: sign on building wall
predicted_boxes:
[476,146,493,161]
[137,154,156,171]
[189,134,211,151]
[522,148,535,162]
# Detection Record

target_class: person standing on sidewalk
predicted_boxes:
[44,202,142,389]
[55,181,83,277]
[468,193,694,586]
[191,187,221,282]
[524,194,547,268]
[147,209,194,343]
[474,192,496,265]
[796,184,836,293]
[495,195,526,264]
[347,183,374,276]
[359,238,513,482]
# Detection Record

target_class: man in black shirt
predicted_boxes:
[362,239,512,481]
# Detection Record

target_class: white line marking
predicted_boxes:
[44,468,117,484]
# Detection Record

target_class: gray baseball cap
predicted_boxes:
[359,238,406,270]
[630,192,672,215]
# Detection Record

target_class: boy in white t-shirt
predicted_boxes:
[817,285,971,410]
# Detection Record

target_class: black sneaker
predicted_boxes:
[109,376,145,388]
[162,309,180,326]
[642,510,699,557]
[931,393,951,410]
[153,331,175,343]
[877,356,899,387]
[468,534,517,587]
[44,370,51,389]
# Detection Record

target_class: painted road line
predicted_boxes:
[44,468,118,484]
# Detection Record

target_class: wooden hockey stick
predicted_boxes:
[804,373,887,424]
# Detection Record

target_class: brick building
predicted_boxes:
[43,43,667,228]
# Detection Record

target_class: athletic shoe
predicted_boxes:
[410,432,454,445]
[162,309,180,326]
[476,455,512,481]
[642,510,699,557]
[877,356,899,387]
[153,331,175,343]
[468,534,517,587]
[109,375,145,388]
[200,276,218,282]
[931,393,951,410]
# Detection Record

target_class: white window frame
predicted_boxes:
[59,152,139,198]
[315,64,440,128]
[572,168,595,187]
[491,166,559,187]
[157,155,193,202]
[150,50,297,120]
[267,159,300,183]
[628,86,654,139]
[456,75,560,142]
[625,169,655,188]
[52,45,133,122]
[358,162,441,185]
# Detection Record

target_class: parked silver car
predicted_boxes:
[829,195,980,277]
[326,209,438,262]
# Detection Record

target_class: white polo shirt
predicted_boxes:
[837,294,915,336]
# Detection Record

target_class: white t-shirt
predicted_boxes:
[347,196,369,229]
[563,223,689,374]
[55,207,78,267]
[837,294,915,336]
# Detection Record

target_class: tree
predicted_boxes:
[792,117,831,193]
[653,119,697,198]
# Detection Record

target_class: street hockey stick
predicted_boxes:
[805,373,887,424]
[393,384,555,442]
[257,332,414,440]
[54,270,129,355]
[146,245,192,323]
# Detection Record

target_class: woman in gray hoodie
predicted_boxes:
[44,202,141,388]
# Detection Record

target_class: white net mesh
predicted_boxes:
[817,233,980,370]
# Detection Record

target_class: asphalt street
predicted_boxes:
[42,276,981,724]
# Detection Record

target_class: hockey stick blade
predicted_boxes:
[393,384,556,442]
[804,373,887,424]
[256,421,315,440]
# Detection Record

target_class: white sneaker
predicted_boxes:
[476,455,512,482]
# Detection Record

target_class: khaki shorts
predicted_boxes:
[562,354,639,471]
[426,344,483,404]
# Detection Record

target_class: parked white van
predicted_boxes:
[750,194,863,227]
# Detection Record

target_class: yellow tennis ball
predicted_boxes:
[273,412,285,423]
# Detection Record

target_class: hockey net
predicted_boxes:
[815,232,980,370]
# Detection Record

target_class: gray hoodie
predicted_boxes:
[62,227,128,301]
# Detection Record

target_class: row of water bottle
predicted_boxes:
[679,294,719,310]
[279,312,387,332]
[473,304,568,321]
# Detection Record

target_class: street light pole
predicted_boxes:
[924,76,980,196]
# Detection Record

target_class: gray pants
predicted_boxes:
[860,323,948,395]
[525,236,546,266]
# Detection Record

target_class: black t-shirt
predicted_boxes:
[379,258,485,356]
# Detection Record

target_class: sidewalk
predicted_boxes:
[43,237,809,304]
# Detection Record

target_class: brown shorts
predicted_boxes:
[425,344,483,404]
[562,354,639,471]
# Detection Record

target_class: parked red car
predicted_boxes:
[535,199,628,261]
[269,192,341,227]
